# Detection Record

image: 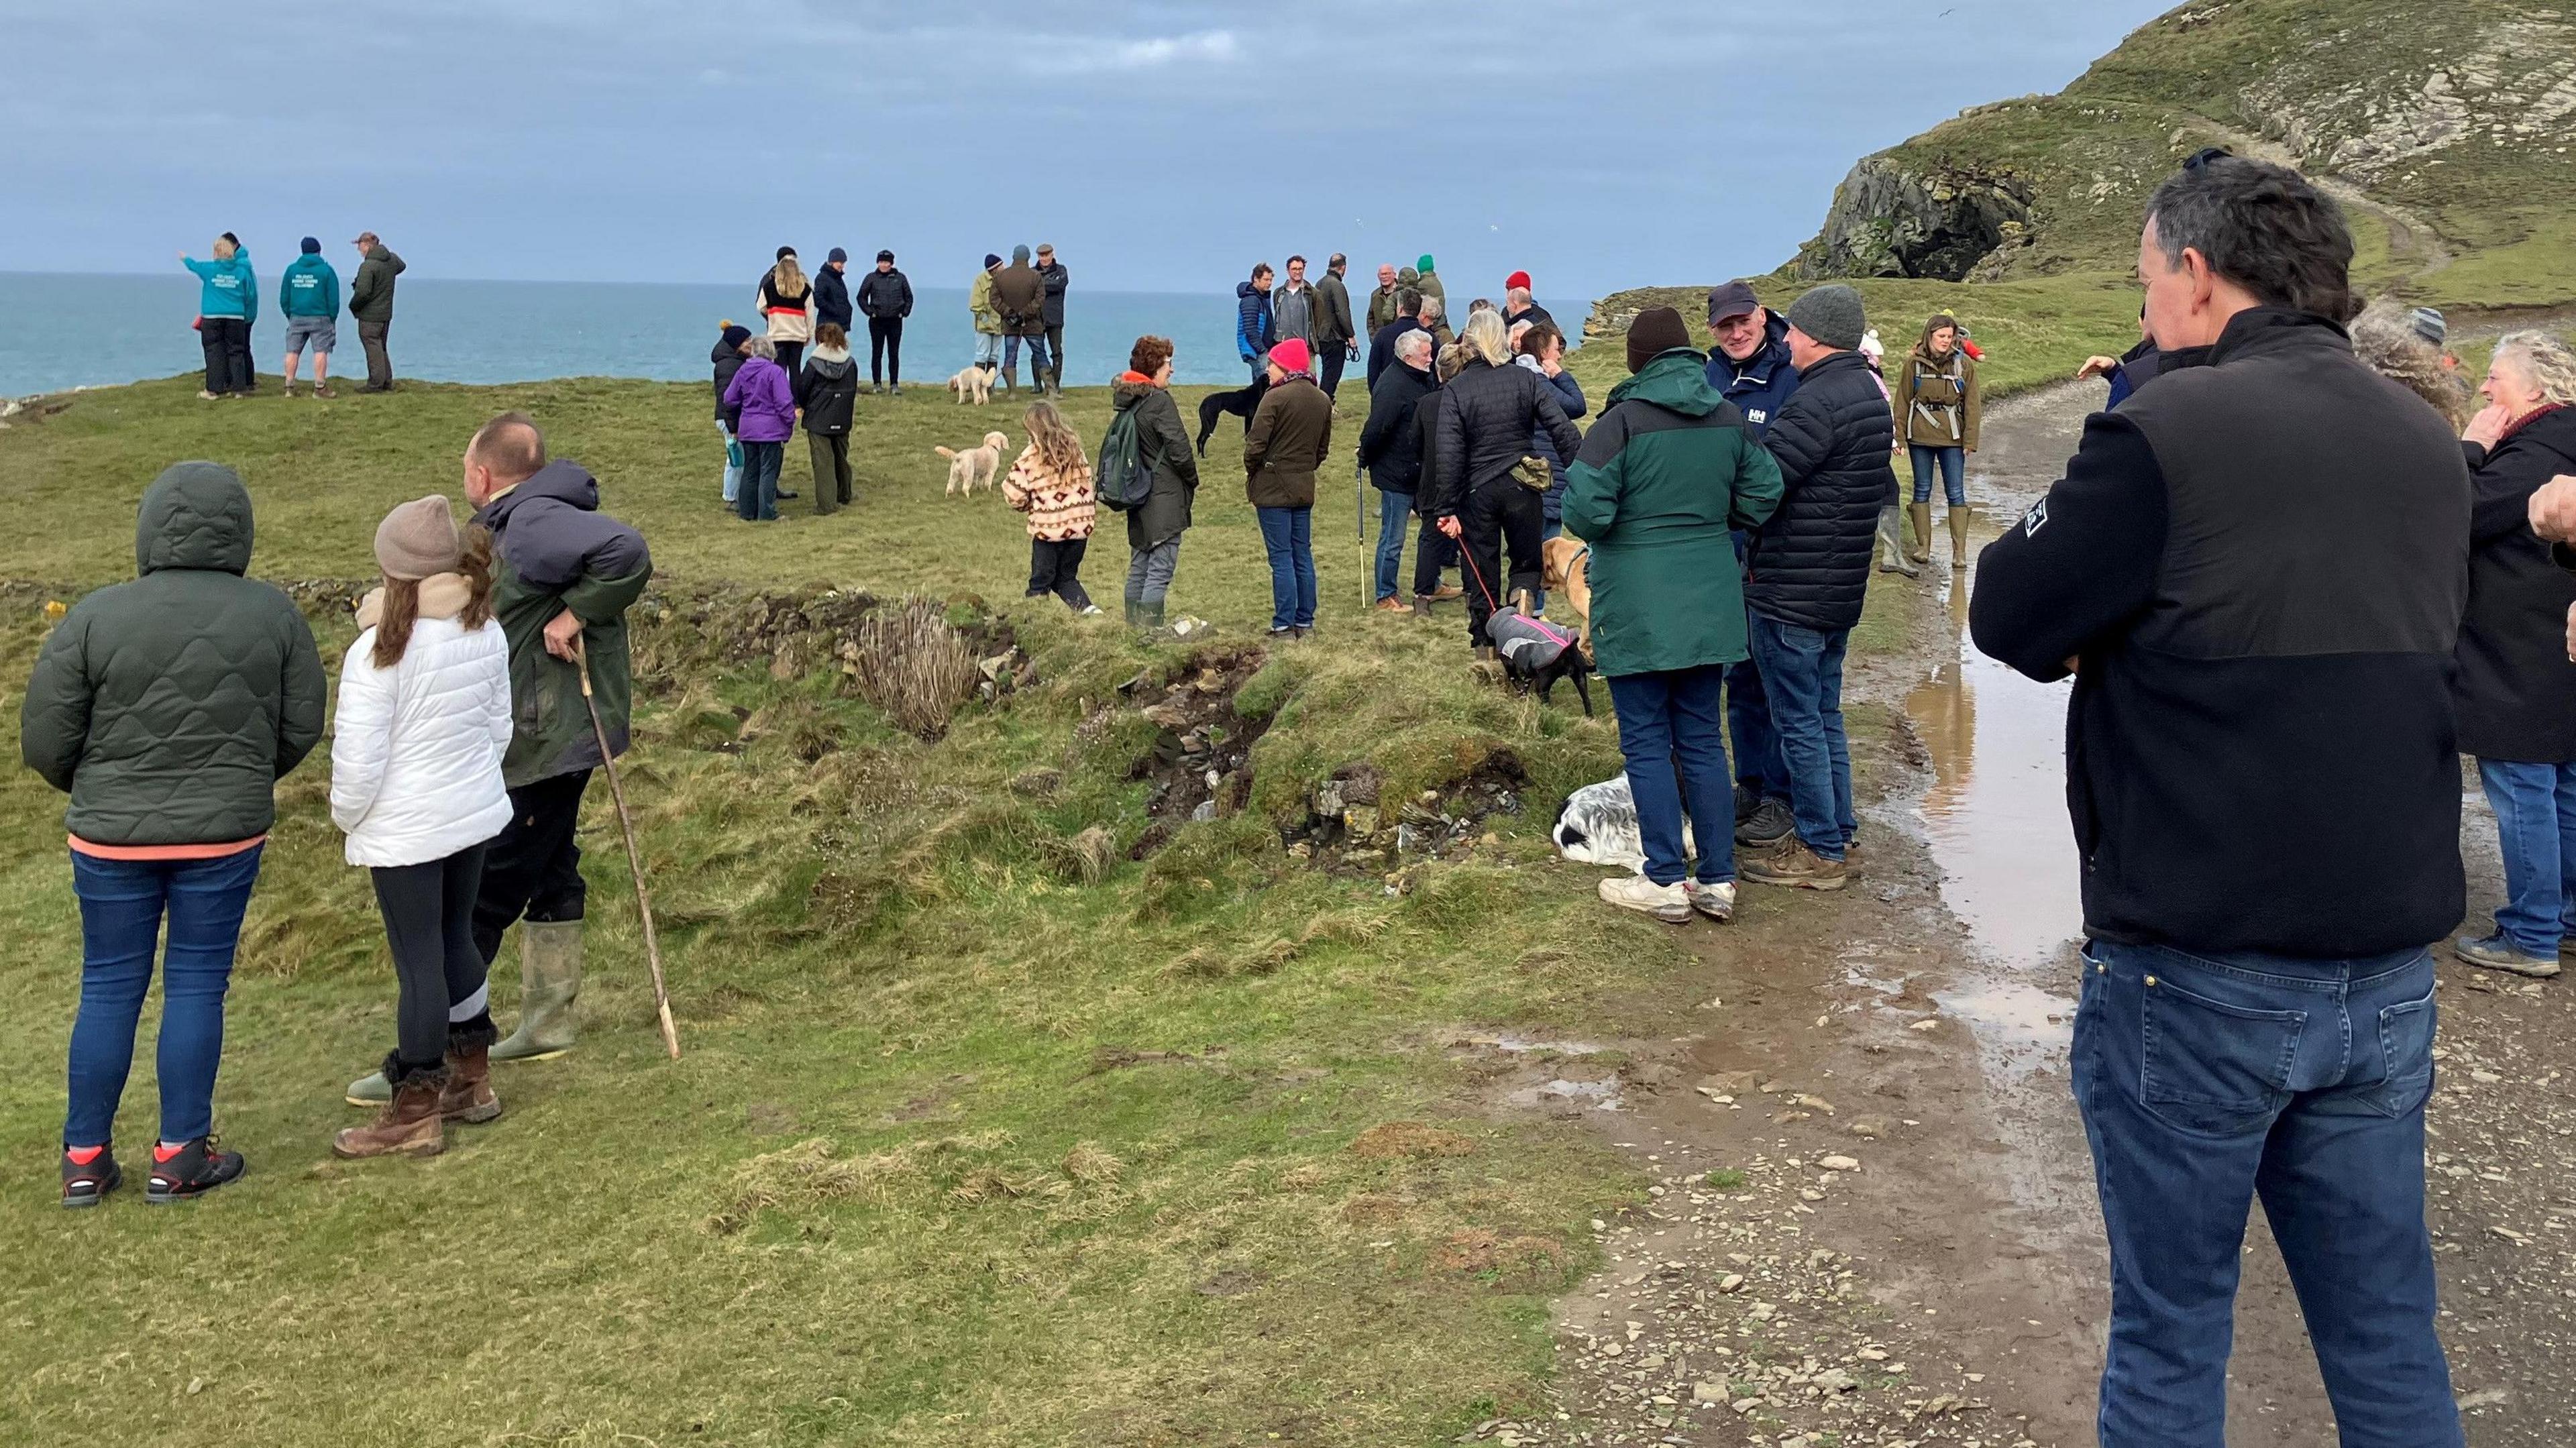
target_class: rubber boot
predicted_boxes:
[331,1057,447,1159]
[1877,506,1921,576]
[1907,502,1933,564]
[1002,364,1019,397]
[490,919,584,1063]
[1947,506,1971,571]
[1140,600,1165,631]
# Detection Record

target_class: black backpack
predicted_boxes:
[1097,404,1155,512]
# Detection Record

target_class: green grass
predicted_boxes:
[0,371,1921,1445]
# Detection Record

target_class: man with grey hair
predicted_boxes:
[1503,284,1553,333]
[1972,150,2470,1445]
[1358,326,1442,610]
[1365,288,1427,392]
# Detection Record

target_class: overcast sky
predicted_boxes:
[1,1,2177,295]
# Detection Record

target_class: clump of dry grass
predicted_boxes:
[1348,1123,1478,1161]
[703,1136,925,1235]
[849,598,981,740]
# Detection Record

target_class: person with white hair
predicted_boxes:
[2450,329,2576,979]
[1357,327,1442,610]
[1424,310,1581,649]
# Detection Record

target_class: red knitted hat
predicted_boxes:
[1505,270,1532,292]
[1269,338,1312,374]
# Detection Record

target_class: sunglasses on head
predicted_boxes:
[2182,146,2233,171]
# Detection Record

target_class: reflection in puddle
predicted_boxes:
[1506,1078,1624,1111]
[1902,501,2086,1068]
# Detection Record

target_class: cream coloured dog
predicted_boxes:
[947,365,994,406]
[937,432,1013,496]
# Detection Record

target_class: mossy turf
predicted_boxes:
[0,370,1918,1444]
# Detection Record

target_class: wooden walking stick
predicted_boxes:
[573,637,681,1060]
[1356,457,1370,611]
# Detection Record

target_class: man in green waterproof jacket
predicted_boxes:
[1559,306,1783,926]
[346,411,652,1108]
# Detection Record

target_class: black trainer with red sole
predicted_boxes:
[61,1148,122,1209]
[145,1137,246,1204]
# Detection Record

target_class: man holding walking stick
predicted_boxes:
[345,412,653,1106]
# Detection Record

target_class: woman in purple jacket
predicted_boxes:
[722,338,796,522]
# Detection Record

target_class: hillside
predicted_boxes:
[1794,0,2576,309]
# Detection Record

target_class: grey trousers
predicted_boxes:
[1125,537,1181,604]
[358,319,393,388]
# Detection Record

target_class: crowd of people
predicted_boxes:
[62,150,2576,1447]
[180,231,407,398]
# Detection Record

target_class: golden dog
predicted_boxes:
[1541,535,1595,663]
[947,366,994,406]
[937,432,1012,496]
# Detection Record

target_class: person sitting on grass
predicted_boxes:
[23,462,326,1206]
[327,497,514,1160]
[1002,400,1103,615]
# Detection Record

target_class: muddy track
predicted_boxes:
[2178,115,2457,281]
[1463,384,2565,1448]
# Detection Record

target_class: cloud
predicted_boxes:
[1034,28,1239,76]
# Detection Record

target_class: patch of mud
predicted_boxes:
[1505,1078,1625,1113]
[1122,646,1271,857]
[1289,750,1529,875]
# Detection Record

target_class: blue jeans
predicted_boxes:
[1374,489,1413,601]
[1725,532,1787,801]
[64,846,265,1148]
[1910,445,1966,506]
[1747,614,1853,858]
[1256,504,1316,630]
[737,440,782,522]
[718,421,742,503]
[2477,757,2576,954]
[1607,667,1736,887]
[1003,332,1052,376]
[2072,939,2459,1447]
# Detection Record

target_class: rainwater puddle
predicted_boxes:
[1505,1078,1625,1111]
[1466,1034,1609,1057]
[1901,508,2083,1068]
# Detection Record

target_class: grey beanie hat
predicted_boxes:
[374,495,461,581]
[1012,244,1031,265]
[1784,284,1867,353]
[2408,307,2448,347]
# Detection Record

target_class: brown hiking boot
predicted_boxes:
[1426,583,1465,602]
[331,1059,447,1159]
[439,1041,502,1125]
[1740,837,1849,891]
[1374,596,1414,614]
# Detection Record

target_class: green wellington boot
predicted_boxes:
[491,919,586,1063]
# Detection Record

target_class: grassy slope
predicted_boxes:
[0,374,1913,1445]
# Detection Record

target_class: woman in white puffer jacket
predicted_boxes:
[327,496,515,1161]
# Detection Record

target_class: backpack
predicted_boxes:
[1096,404,1155,512]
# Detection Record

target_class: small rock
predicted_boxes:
[1693,1379,1727,1404]
[1800,1188,1827,1202]
[185,1378,205,1396]
[1908,1018,1941,1032]
[1848,1118,1888,1139]
[1819,1155,1861,1172]
[1813,1368,1857,1392]
[1718,1273,1746,1293]
[2457,1386,2512,1410]
[1856,1347,1889,1362]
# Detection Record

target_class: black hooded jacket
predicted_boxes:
[2455,406,2576,762]
[711,335,747,426]
[1425,358,1580,518]
[1748,349,1894,632]
[857,268,914,321]
[812,266,853,331]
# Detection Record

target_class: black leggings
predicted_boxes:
[372,843,491,1070]
[1459,476,1544,645]
[869,318,904,385]
[774,340,805,376]
[200,317,253,395]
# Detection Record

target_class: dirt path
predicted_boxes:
[2181,116,2456,281]
[1451,384,2568,1447]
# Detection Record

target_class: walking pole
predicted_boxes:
[573,637,682,1060]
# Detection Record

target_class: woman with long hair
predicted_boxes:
[1002,399,1101,612]
[329,498,515,1158]
[759,247,815,375]
[1893,312,1981,569]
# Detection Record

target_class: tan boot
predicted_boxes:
[439,1036,502,1124]
[491,919,584,1063]
[1947,506,1972,571]
[1907,502,1933,564]
[331,1059,447,1159]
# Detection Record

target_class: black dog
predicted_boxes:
[1195,370,1271,455]
[1486,609,1595,716]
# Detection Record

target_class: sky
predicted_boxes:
[0,1,2180,296]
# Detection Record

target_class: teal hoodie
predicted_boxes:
[278,254,339,319]
[184,249,258,325]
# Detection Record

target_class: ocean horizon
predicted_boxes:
[0,272,1591,398]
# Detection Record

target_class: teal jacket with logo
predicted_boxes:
[279,254,339,319]
[184,250,258,324]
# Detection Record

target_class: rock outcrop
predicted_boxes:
[1795,155,2032,282]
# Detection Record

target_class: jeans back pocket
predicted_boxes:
[2140,973,2305,1137]
[2365,991,2437,1117]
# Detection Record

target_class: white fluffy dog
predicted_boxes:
[937,432,1012,496]
[947,366,994,405]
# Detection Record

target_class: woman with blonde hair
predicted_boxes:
[2449,330,2576,979]
[1002,400,1102,614]
[1423,308,1582,651]
[758,246,815,374]
[329,497,515,1158]
[1893,312,1981,569]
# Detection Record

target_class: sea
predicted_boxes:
[0,272,1590,398]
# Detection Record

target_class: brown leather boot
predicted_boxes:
[331,1058,447,1159]
[440,1043,502,1125]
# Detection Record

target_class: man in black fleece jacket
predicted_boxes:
[1970,154,2469,1447]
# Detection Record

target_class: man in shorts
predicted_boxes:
[278,236,341,398]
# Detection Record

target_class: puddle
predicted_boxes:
[1505,1078,1625,1111]
[1461,1033,1610,1057]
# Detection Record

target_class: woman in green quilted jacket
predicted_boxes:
[20,462,326,1207]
